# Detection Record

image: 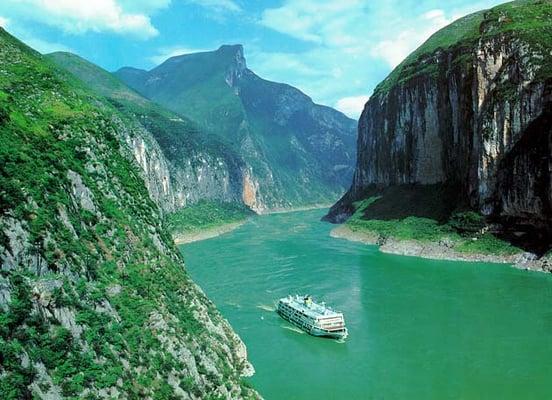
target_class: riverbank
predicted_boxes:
[330,225,551,273]
[173,220,247,245]
[264,203,333,215]
[172,202,334,245]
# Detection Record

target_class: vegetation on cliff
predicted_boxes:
[167,201,253,236]
[47,51,246,213]
[375,0,552,95]
[344,188,521,257]
[0,28,258,399]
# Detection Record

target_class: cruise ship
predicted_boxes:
[277,295,348,339]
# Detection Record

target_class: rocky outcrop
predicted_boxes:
[120,115,246,213]
[328,2,552,254]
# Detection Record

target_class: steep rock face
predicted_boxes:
[110,114,179,211]
[115,113,245,212]
[117,110,246,212]
[328,1,552,252]
[47,52,246,214]
[116,45,357,212]
[494,100,552,251]
[0,29,258,399]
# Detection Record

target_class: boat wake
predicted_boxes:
[256,304,276,312]
[281,325,305,334]
[225,301,242,309]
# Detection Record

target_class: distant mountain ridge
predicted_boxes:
[116,45,357,212]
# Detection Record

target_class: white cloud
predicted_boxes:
[186,0,241,13]
[118,0,171,14]
[335,95,370,118]
[149,46,208,65]
[250,51,326,79]
[261,1,364,43]
[423,9,446,20]
[254,0,503,108]
[0,0,160,39]
[371,8,454,68]
[0,16,9,28]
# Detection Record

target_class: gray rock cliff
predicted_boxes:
[328,1,552,253]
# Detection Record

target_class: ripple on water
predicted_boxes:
[256,304,276,312]
[281,324,305,335]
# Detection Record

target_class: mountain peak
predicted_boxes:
[217,44,244,57]
[217,44,247,88]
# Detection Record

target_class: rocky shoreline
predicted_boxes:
[173,220,248,245]
[330,225,551,273]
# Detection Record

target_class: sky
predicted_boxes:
[0,0,504,118]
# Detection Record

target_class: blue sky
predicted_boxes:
[0,0,503,117]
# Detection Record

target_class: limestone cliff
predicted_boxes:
[327,1,552,254]
[47,52,246,214]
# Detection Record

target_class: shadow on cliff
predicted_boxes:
[356,184,462,223]
[493,101,552,256]
[324,183,463,224]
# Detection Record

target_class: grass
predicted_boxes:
[348,215,452,242]
[455,233,521,255]
[345,190,522,257]
[167,201,253,234]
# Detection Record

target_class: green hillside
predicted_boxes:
[0,28,257,399]
[47,51,241,167]
[116,46,246,139]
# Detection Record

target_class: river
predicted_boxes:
[180,209,552,399]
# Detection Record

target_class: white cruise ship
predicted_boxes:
[277,295,348,339]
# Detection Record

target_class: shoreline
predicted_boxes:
[262,203,332,215]
[172,203,330,245]
[330,225,551,273]
[173,220,247,245]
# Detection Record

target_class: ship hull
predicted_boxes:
[310,326,348,339]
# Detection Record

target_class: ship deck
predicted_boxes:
[279,296,343,320]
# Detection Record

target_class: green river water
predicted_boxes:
[180,209,552,399]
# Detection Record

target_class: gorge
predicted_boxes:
[2,0,552,399]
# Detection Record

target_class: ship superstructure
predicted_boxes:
[277,295,348,339]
